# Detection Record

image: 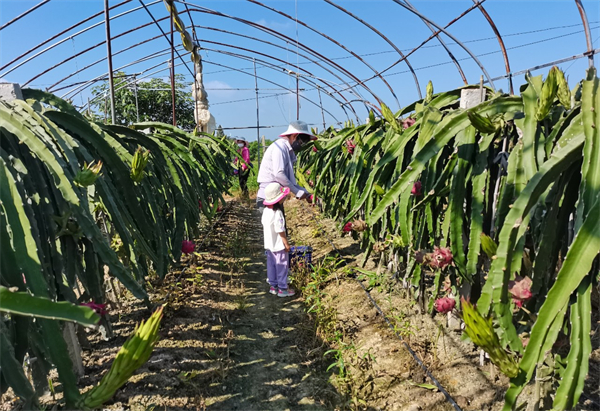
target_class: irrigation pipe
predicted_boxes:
[300,203,463,411]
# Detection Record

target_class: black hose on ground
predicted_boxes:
[301,203,463,411]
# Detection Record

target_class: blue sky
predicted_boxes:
[1,0,598,141]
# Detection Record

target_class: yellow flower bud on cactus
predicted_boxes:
[468,110,497,134]
[425,80,434,103]
[555,67,571,109]
[461,298,519,378]
[79,306,163,409]
[130,147,150,183]
[535,66,559,121]
[74,160,102,187]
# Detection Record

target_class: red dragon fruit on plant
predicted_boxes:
[508,275,532,308]
[402,117,416,129]
[434,297,455,314]
[346,140,355,155]
[411,181,422,196]
[342,222,353,232]
[182,240,195,255]
[429,247,453,269]
[312,146,318,152]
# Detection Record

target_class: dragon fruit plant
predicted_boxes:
[294,67,600,410]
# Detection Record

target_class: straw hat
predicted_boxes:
[263,182,290,206]
[279,120,318,140]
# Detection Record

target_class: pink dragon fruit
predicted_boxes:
[312,146,318,152]
[342,222,353,232]
[411,181,422,196]
[508,276,532,308]
[402,117,416,129]
[434,297,455,314]
[346,140,355,155]
[429,247,453,269]
[181,240,195,255]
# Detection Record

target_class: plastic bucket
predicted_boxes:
[289,245,313,267]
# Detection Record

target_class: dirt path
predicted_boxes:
[196,201,338,410]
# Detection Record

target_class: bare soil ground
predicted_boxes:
[4,196,599,411]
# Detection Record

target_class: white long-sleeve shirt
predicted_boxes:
[256,138,306,200]
[262,208,286,252]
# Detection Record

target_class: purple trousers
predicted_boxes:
[266,250,289,289]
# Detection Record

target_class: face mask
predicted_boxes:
[291,140,304,153]
[238,143,244,147]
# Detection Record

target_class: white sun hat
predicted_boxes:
[279,120,318,140]
[263,182,291,206]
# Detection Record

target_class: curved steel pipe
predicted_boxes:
[397,0,469,85]
[0,0,51,31]
[472,0,513,94]
[198,45,361,118]
[205,53,354,122]
[324,0,422,102]
[51,21,363,116]
[47,18,169,91]
[184,25,370,110]
[0,0,143,76]
[574,0,595,68]
[247,0,398,108]
[181,2,383,111]
[351,0,485,90]
[136,0,195,77]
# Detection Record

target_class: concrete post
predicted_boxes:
[0,82,23,101]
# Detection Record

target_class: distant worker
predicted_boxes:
[256,120,316,212]
[234,137,251,197]
[261,182,295,297]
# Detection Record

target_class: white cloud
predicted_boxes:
[204,80,238,102]
[205,80,233,90]
[254,19,292,32]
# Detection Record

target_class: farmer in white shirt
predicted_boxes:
[256,120,317,212]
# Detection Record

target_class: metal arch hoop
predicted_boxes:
[390,0,495,90]
[323,0,423,102]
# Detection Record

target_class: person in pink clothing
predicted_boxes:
[261,182,296,298]
[235,137,251,196]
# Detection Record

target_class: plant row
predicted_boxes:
[0,90,234,408]
[297,67,600,410]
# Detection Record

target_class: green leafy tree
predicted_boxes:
[215,125,225,137]
[248,138,272,164]
[91,71,196,130]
